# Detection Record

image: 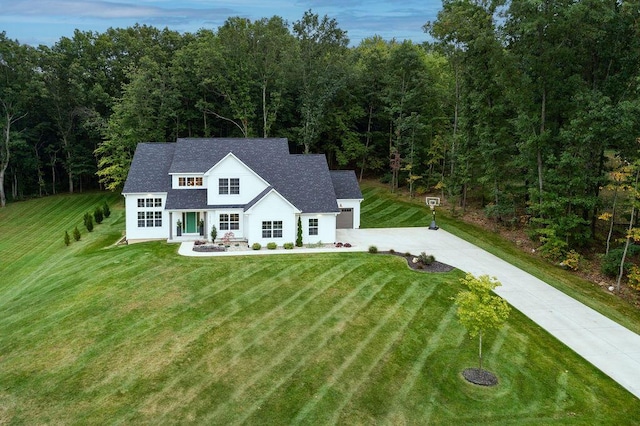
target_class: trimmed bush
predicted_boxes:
[73,226,81,241]
[267,242,277,250]
[102,202,111,218]
[64,231,70,246]
[368,245,378,254]
[210,225,217,242]
[94,207,104,224]
[252,242,262,250]
[283,242,294,249]
[296,217,303,247]
[84,213,94,232]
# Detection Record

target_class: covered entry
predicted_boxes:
[336,208,354,229]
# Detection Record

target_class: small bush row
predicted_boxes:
[64,201,111,247]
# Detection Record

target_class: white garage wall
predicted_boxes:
[337,199,363,229]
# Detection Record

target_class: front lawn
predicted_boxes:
[0,193,638,423]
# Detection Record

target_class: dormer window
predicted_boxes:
[219,178,240,195]
[178,177,203,187]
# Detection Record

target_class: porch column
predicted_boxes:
[169,211,173,240]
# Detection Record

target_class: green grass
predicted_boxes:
[360,181,640,335]
[0,192,639,423]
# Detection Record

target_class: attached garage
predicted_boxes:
[336,208,354,229]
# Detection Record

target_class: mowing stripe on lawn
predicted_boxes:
[385,303,465,422]
[84,260,311,393]
[291,279,430,424]
[50,259,286,393]
[138,260,366,418]
[325,280,438,425]
[201,271,392,424]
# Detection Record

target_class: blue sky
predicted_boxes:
[0,0,443,46]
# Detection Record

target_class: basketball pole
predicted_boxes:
[429,205,439,230]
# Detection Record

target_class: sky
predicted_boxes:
[0,0,443,47]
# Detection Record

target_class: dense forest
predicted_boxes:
[3,3,640,273]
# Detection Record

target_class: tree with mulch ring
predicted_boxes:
[454,273,511,386]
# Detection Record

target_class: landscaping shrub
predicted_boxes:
[267,242,277,250]
[73,226,81,241]
[252,242,261,250]
[344,243,351,248]
[102,201,111,218]
[296,217,303,247]
[84,213,94,232]
[368,245,378,254]
[283,242,294,249]
[210,225,217,242]
[418,252,435,265]
[64,231,70,246]
[94,207,103,224]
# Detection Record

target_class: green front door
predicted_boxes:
[185,212,197,233]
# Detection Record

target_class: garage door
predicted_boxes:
[336,208,353,229]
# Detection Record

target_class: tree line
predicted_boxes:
[3,3,640,262]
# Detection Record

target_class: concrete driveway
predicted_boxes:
[337,227,640,400]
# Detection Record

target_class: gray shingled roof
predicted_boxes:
[330,171,364,199]
[122,143,175,193]
[165,189,208,210]
[124,138,342,213]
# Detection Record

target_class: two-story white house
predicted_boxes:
[122,138,363,245]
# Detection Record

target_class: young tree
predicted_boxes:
[64,230,70,246]
[454,273,511,372]
[102,201,110,218]
[94,206,103,224]
[73,226,81,241]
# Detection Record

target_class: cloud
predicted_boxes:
[2,0,236,22]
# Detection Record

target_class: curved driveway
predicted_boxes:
[337,227,640,400]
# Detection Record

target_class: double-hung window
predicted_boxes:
[219,213,240,230]
[219,178,240,195]
[309,218,318,236]
[262,221,283,238]
[136,198,163,227]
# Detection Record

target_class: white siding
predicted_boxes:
[337,199,363,229]
[205,154,269,205]
[300,213,337,244]
[124,193,168,241]
[245,191,297,246]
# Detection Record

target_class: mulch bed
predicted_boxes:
[192,244,226,252]
[462,368,499,386]
[381,251,455,273]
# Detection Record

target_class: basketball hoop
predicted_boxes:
[425,197,441,230]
